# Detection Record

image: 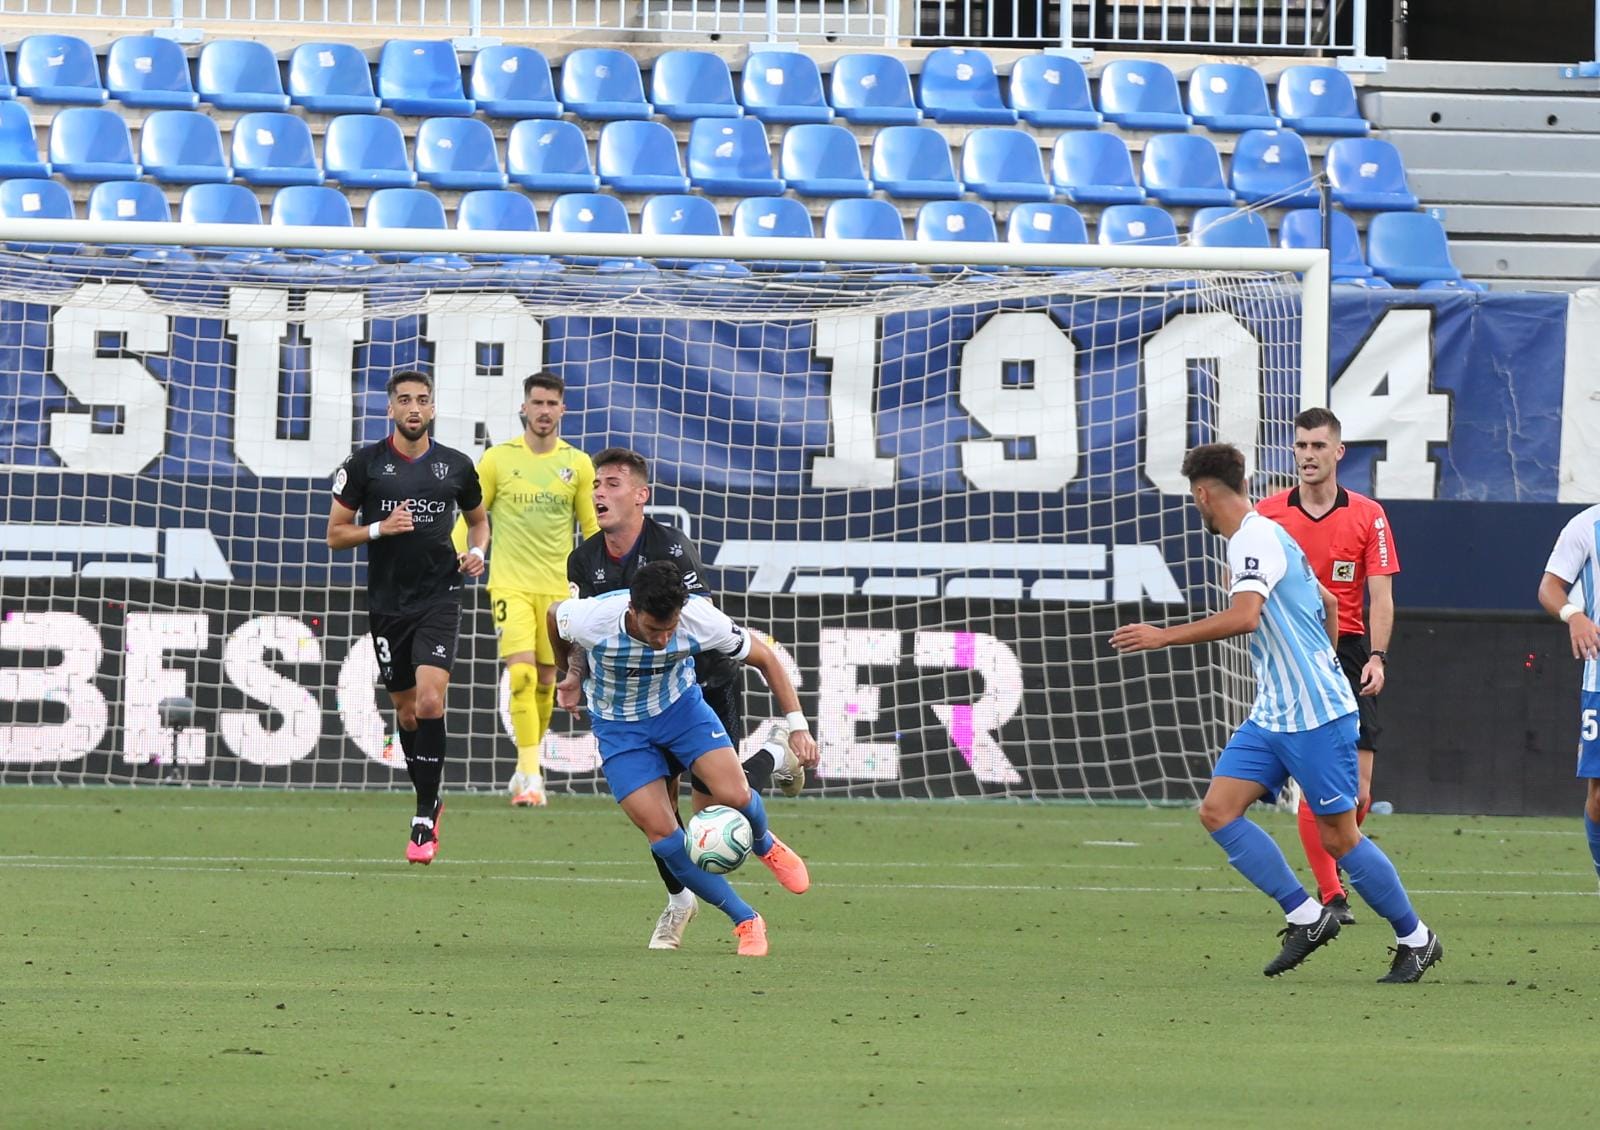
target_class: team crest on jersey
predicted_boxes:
[432,462,450,480]
[1332,561,1357,582]
[559,467,575,483]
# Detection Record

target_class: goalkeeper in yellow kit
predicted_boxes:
[461,371,599,806]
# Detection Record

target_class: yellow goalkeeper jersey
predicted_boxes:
[473,438,599,596]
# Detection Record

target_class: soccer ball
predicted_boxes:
[686,806,754,874]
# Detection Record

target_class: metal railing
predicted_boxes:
[0,0,1372,51]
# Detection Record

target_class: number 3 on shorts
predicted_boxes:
[493,598,508,637]
[375,636,392,664]
[1584,709,1599,743]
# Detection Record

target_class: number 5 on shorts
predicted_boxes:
[1584,709,1598,743]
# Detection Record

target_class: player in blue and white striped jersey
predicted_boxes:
[1113,443,1440,983]
[549,561,819,958]
[1537,504,1600,889]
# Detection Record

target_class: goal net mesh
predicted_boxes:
[0,245,1303,800]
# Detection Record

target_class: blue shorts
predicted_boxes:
[1214,714,1360,815]
[590,685,735,803]
[1577,690,1600,778]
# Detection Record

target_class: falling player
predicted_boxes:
[328,370,488,864]
[460,371,598,807]
[549,561,818,957]
[1536,503,1600,889]
[1111,443,1441,982]
[1256,407,1399,924]
[565,447,804,951]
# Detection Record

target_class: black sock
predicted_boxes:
[743,749,775,794]
[410,716,445,820]
[397,725,419,783]
[653,807,689,895]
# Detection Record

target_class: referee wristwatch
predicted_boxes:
[1370,650,1388,664]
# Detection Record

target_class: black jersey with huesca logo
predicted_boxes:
[567,517,737,687]
[333,436,483,615]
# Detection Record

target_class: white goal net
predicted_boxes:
[0,222,1324,800]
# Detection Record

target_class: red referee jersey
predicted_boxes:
[1255,486,1399,637]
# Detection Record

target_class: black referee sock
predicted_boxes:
[410,716,446,820]
[653,807,690,895]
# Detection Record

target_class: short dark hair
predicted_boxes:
[386,370,432,397]
[594,446,649,482]
[1181,443,1248,494]
[1294,407,1342,436]
[630,560,689,621]
[523,370,564,398]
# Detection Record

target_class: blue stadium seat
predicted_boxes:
[1140,134,1235,207]
[1326,137,1420,211]
[88,179,170,223]
[1097,59,1191,130]
[918,47,1016,125]
[960,128,1052,202]
[824,197,906,241]
[271,184,354,227]
[596,119,689,193]
[1278,207,1376,281]
[106,36,199,109]
[687,117,783,196]
[651,50,741,120]
[414,116,507,190]
[378,40,474,117]
[1230,128,1319,207]
[14,35,108,105]
[366,186,447,230]
[0,178,73,220]
[289,43,381,114]
[0,48,15,100]
[470,46,561,120]
[181,182,263,226]
[559,48,650,121]
[916,199,999,245]
[456,188,537,232]
[829,54,920,125]
[731,196,814,239]
[641,193,724,237]
[231,111,324,186]
[1189,206,1271,248]
[741,51,833,124]
[1275,65,1369,137]
[1366,211,1480,288]
[198,41,291,111]
[549,192,632,234]
[1007,54,1101,129]
[870,125,961,199]
[323,115,417,188]
[1005,201,1088,246]
[139,110,231,184]
[0,101,50,177]
[1187,63,1280,132]
[506,119,599,192]
[780,123,871,197]
[1050,132,1143,205]
[1097,204,1179,246]
[49,107,141,181]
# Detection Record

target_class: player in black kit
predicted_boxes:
[563,447,805,949]
[327,371,489,865]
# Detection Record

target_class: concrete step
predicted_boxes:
[1365,91,1600,133]
[1386,127,1600,170]
[1451,238,1600,281]
[1409,169,1600,206]
[1428,204,1600,239]
[1359,59,1600,95]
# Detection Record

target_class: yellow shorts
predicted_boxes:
[489,589,558,665]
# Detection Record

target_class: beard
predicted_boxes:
[395,417,430,442]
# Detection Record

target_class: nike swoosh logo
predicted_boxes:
[1307,919,1328,941]
[1319,795,1343,805]
[711,729,727,739]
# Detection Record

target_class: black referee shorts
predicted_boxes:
[1336,634,1382,754]
[368,601,462,695]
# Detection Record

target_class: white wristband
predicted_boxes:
[468,545,486,561]
[1561,603,1583,624]
[368,522,382,541]
[784,710,809,735]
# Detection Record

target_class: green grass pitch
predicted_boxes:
[3,789,1598,1128]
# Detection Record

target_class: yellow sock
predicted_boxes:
[508,663,541,776]
[535,680,555,741]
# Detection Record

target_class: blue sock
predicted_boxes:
[1210,817,1314,915]
[649,831,756,925]
[739,789,774,855]
[1340,836,1421,938]
[1584,815,1600,879]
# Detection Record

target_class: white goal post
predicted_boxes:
[0,217,1328,800]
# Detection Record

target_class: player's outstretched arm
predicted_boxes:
[1110,593,1265,653]
[1539,571,1600,661]
[742,635,819,768]
[327,498,413,550]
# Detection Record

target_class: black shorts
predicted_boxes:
[688,676,773,795]
[369,601,462,695]
[1336,634,1382,754]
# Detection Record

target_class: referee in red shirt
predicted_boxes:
[1255,407,1398,925]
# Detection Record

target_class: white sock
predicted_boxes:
[669,889,696,911]
[1285,897,1323,926]
[1396,921,1431,948]
[516,769,543,791]
[411,816,434,829]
